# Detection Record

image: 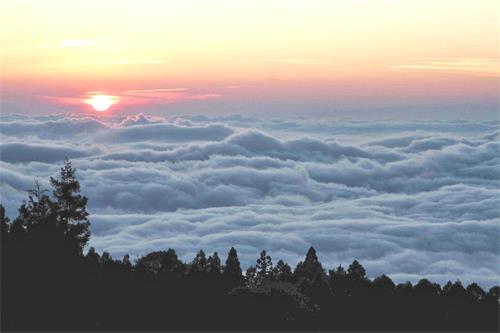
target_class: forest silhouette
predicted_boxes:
[1,159,499,331]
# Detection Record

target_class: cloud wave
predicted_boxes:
[1,114,498,288]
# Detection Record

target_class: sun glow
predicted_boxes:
[90,95,113,112]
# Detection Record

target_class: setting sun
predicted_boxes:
[91,95,113,112]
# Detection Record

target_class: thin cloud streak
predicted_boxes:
[389,58,500,76]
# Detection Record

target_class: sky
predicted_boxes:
[1,0,499,118]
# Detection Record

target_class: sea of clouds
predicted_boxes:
[1,112,499,287]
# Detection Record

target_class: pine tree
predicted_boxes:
[17,180,52,229]
[222,247,244,287]
[1,204,9,235]
[466,283,486,300]
[272,260,293,282]
[135,249,185,275]
[347,260,366,280]
[207,252,221,274]
[443,280,466,297]
[486,286,499,302]
[122,254,132,269]
[329,265,348,296]
[223,247,242,277]
[414,278,441,296]
[256,250,273,283]
[294,247,326,283]
[50,158,90,251]
[245,266,258,288]
[372,274,395,293]
[395,281,414,296]
[191,249,207,273]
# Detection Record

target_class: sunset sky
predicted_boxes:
[1,0,499,118]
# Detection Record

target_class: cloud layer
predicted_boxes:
[1,113,498,287]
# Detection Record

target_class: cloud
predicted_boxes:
[0,115,107,139]
[83,87,221,107]
[389,58,500,76]
[0,114,498,288]
[0,142,99,163]
[97,122,234,143]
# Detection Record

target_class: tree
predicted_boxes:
[1,204,9,235]
[245,266,258,289]
[347,260,366,280]
[86,247,101,264]
[372,274,395,295]
[344,260,370,296]
[191,250,207,274]
[466,283,486,300]
[135,249,185,275]
[256,250,273,282]
[24,180,52,227]
[223,247,242,277]
[50,158,90,251]
[223,247,243,287]
[486,286,499,302]
[294,247,327,283]
[294,247,329,301]
[122,254,132,270]
[10,181,53,234]
[395,281,413,296]
[414,278,441,297]
[207,252,221,275]
[372,274,395,290]
[272,260,293,282]
[442,280,466,298]
[329,265,348,296]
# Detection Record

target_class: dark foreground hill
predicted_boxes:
[1,159,498,331]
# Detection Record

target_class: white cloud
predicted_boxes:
[1,114,498,288]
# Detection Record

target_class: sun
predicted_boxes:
[91,95,113,112]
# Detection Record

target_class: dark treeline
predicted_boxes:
[1,159,499,331]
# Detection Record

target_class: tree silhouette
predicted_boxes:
[223,247,243,287]
[1,204,9,235]
[191,249,208,274]
[16,180,52,229]
[414,278,441,297]
[256,250,273,284]
[294,247,326,283]
[486,286,499,302]
[272,260,293,282]
[245,266,258,288]
[136,249,185,275]
[294,247,329,303]
[50,158,90,251]
[373,274,395,290]
[395,281,413,296]
[347,260,366,280]
[442,280,466,298]
[329,265,348,296]
[466,283,486,300]
[207,251,221,275]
